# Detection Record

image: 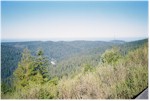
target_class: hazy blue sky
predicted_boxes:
[1,1,148,41]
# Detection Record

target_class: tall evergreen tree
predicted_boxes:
[13,48,33,88]
[13,48,50,89]
[32,49,49,81]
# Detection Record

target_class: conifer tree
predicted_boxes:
[13,48,33,88]
[13,48,49,89]
[32,49,49,82]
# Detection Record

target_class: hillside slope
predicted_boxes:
[1,39,148,99]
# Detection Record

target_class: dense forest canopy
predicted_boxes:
[1,38,148,99]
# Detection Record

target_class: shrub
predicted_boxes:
[101,47,121,65]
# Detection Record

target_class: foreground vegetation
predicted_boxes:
[58,43,148,99]
[1,39,148,99]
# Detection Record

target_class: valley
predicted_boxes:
[1,38,148,99]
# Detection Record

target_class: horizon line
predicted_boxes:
[1,37,148,43]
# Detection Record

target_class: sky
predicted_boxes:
[1,1,148,41]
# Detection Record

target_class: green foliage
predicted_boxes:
[49,77,59,85]
[1,39,148,99]
[33,49,49,80]
[1,40,118,79]
[83,64,95,73]
[37,49,44,56]
[13,48,33,88]
[12,48,50,92]
[114,44,148,99]
[58,43,148,99]
[101,47,121,65]
[38,83,58,99]
[2,39,147,80]
[1,83,12,94]
[1,45,21,79]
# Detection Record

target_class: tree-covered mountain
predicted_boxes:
[1,40,113,79]
[1,38,148,99]
[1,39,148,79]
[1,45,22,79]
[110,40,126,44]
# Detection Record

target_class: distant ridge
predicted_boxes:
[1,37,148,43]
[110,40,126,44]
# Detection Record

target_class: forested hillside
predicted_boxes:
[1,39,148,99]
[1,40,116,79]
[1,45,22,78]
